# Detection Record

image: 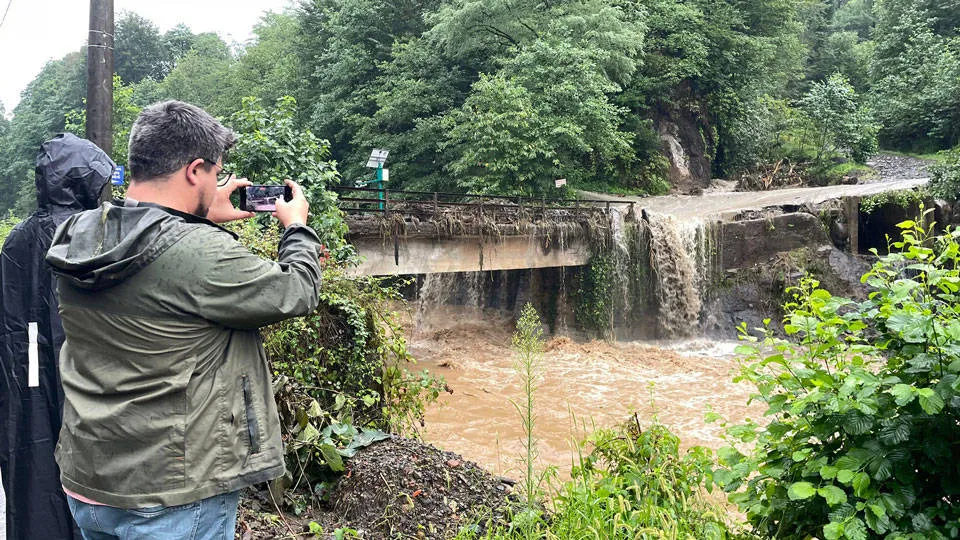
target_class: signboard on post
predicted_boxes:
[555,178,567,188]
[111,165,125,186]
[366,149,389,168]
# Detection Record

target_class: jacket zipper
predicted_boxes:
[241,375,261,454]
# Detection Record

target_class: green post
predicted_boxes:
[376,165,385,210]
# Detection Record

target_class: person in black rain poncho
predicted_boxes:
[0,133,114,540]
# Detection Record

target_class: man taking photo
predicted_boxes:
[45,100,323,538]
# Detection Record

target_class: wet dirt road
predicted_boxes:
[582,153,932,220]
[409,308,764,479]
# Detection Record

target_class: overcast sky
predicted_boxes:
[0,0,294,113]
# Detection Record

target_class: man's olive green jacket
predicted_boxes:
[45,201,322,508]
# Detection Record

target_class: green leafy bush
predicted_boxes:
[860,189,926,215]
[798,74,878,165]
[714,217,960,539]
[228,96,349,257]
[929,147,960,201]
[575,254,615,339]
[459,413,748,539]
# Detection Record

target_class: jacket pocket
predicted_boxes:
[241,375,261,454]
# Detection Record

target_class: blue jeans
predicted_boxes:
[66,490,240,540]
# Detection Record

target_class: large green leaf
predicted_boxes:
[845,517,868,540]
[885,312,929,343]
[852,472,871,497]
[918,388,945,414]
[819,485,849,506]
[788,481,817,500]
[319,443,345,472]
[823,521,844,540]
[888,384,916,406]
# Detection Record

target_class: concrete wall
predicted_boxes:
[347,234,592,276]
[719,213,831,270]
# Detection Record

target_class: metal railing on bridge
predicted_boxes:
[332,186,636,217]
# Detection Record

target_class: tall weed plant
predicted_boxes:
[714,214,960,539]
[512,303,548,510]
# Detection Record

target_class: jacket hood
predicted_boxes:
[36,133,115,219]
[45,201,230,291]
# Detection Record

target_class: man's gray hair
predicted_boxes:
[127,101,236,181]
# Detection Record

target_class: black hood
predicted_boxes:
[35,133,115,221]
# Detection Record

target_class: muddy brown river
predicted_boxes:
[407,306,764,480]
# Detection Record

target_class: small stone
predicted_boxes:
[446,459,461,468]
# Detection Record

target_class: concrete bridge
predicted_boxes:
[339,188,626,276]
[339,176,932,277]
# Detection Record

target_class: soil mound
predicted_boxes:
[332,436,515,538]
[238,436,515,538]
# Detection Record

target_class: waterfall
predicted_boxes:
[606,208,720,339]
[415,271,484,330]
[644,212,703,338]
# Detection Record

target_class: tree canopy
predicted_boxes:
[0,0,956,215]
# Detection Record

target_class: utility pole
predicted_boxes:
[86,0,113,155]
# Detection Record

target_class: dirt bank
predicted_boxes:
[239,436,515,539]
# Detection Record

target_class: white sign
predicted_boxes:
[555,178,567,188]
[381,168,389,182]
[366,148,389,168]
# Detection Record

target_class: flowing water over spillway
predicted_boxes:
[604,208,720,339]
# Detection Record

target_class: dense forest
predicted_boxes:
[0,0,958,215]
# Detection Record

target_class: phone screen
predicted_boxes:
[240,185,289,212]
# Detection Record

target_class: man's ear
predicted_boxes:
[184,158,206,186]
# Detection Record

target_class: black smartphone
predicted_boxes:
[239,184,293,212]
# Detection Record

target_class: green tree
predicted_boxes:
[297,0,442,184]
[157,35,236,116]
[114,12,168,84]
[227,96,346,254]
[871,0,960,149]
[64,75,142,167]
[799,73,878,164]
[228,12,300,108]
[0,52,86,215]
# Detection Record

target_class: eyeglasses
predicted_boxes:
[202,158,233,187]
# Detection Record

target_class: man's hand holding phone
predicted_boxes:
[208,176,255,224]
[274,180,309,228]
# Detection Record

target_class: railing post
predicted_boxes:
[384,189,390,215]
[433,191,439,217]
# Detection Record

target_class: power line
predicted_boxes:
[0,0,13,31]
